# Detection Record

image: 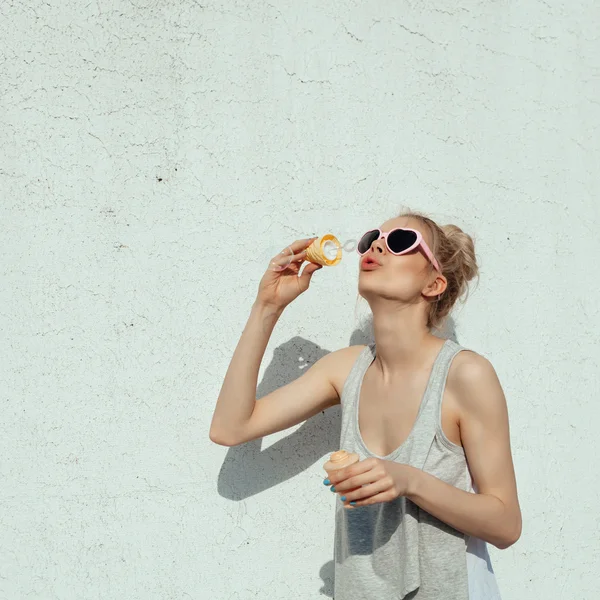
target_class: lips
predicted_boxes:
[361,256,381,268]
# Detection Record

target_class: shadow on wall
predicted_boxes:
[216,314,458,598]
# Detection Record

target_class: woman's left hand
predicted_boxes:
[325,457,416,509]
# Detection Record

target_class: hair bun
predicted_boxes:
[440,224,478,283]
[395,210,480,332]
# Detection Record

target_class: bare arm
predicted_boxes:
[209,300,285,445]
[405,352,522,549]
[219,346,353,446]
[210,236,324,445]
[210,299,359,446]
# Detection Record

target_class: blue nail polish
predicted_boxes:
[323,479,330,485]
[350,501,356,505]
[341,496,347,502]
[330,485,336,492]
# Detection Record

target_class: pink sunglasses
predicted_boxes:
[356,227,441,273]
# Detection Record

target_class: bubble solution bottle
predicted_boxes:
[323,450,362,496]
[270,234,342,271]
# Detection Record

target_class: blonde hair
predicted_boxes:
[354,211,480,332]
[399,210,479,331]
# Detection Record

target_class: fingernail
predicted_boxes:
[341,496,347,502]
[350,501,357,505]
[330,485,336,492]
[323,479,330,485]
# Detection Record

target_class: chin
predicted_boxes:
[357,280,379,300]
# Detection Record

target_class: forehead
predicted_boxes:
[379,217,433,248]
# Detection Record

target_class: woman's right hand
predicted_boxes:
[256,237,323,310]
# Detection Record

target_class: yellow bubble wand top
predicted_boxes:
[305,234,342,266]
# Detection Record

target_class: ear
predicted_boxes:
[422,274,447,300]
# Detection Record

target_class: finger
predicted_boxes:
[339,478,389,503]
[298,262,323,288]
[286,237,319,254]
[332,470,376,494]
[269,251,294,271]
[271,250,303,270]
[343,487,395,509]
[269,241,314,267]
[289,249,309,263]
[329,458,377,487]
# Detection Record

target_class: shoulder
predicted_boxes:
[449,348,498,386]
[320,344,369,397]
[447,348,505,415]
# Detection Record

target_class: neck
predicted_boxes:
[369,299,444,380]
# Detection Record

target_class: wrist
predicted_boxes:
[404,464,422,499]
[252,300,285,319]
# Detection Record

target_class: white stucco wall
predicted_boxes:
[2,1,599,598]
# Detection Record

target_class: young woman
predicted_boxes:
[210,211,521,600]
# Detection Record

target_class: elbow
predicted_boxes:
[493,536,517,550]
[494,534,519,550]
[209,428,238,447]
[493,514,522,550]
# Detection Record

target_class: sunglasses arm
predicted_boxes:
[418,236,441,273]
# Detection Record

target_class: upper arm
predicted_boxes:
[450,352,521,526]
[225,345,365,446]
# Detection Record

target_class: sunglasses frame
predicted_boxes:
[356,227,441,273]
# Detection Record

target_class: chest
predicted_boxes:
[357,367,461,457]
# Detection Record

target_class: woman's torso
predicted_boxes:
[331,338,502,600]
[329,342,463,452]
[355,338,463,457]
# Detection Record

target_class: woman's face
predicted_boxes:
[357,217,441,305]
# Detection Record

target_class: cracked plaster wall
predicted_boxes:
[1,0,599,599]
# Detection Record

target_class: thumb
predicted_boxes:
[298,263,323,289]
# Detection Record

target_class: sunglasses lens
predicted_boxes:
[387,229,418,253]
[358,230,379,254]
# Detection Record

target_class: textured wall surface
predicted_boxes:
[2,0,599,598]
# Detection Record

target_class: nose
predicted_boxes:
[370,237,385,253]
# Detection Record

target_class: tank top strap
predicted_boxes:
[339,343,376,407]
[427,338,469,420]
[339,344,376,452]
[406,339,467,469]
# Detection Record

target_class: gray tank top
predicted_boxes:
[334,338,472,600]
